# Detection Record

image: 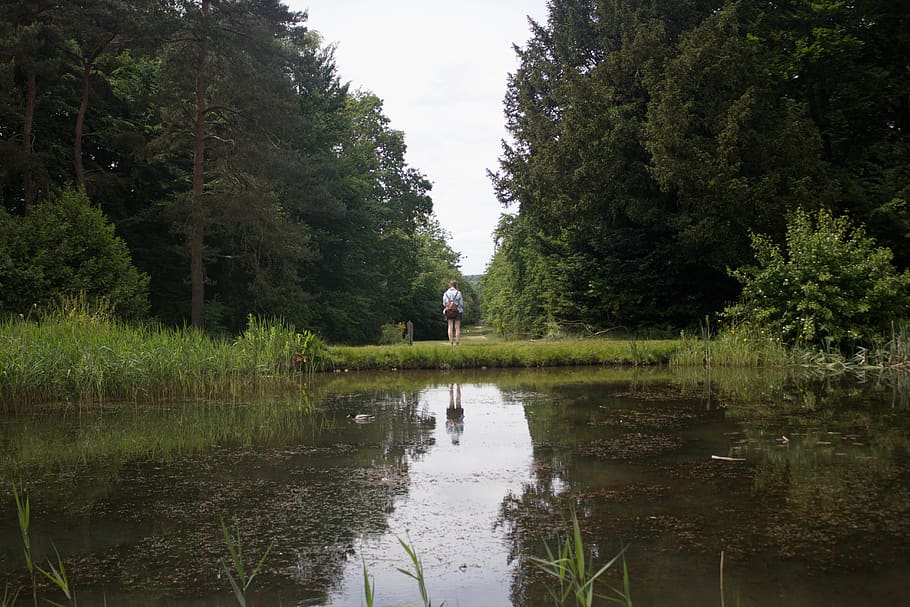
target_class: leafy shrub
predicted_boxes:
[0,187,150,318]
[725,208,910,345]
[378,322,407,345]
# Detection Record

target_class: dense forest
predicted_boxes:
[3,1,908,347]
[484,0,910,339]
[0,0,476,343]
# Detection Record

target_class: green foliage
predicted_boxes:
[13,482,77,607]
[36,546,75,607]
[0,2,461,342]
[671,321,790,367]
[489,0,910,336]
[395,536,440,607]
[0,187,150,319]
[235,314,322,376]
[361,558,375,607]
[12,483,36,607]
[726,208,910,345]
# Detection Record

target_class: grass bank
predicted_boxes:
[5,304,907,407]
[322,336,678,371]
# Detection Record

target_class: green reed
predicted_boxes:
[220,517,272,607]
[672,318,910,370]
[0,306,323,406]
[10,483,76,607]
[395,536,438,607]
[528,511,633,607]
[671,325,789,368]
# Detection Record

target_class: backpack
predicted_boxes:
[444,291,460,319]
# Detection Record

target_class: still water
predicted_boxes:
[1,367,908,606]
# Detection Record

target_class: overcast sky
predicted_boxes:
[284,1,550,275]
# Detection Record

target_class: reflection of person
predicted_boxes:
[442,280,463,346]
[446,383,464,444]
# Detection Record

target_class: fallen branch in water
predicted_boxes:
[711,455,746,462]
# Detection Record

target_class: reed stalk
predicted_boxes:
[528,511,633,607]
[219,517,272,607]
[394,536,440,607]
[12,483,37,607]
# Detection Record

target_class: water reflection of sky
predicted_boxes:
[326,382,533,607]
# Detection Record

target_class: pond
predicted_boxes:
[1,367,909,606]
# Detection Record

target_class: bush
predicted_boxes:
[0,187,150,318]
[725,208,910,345]
[378,322,407,345]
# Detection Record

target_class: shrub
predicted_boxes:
[0,187,150,318]
[378,322,407,345]
[725,208,910,345]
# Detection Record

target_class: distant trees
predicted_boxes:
[486,0,910,341]
[0,0,467,342]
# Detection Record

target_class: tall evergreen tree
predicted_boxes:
[156,0,305,328]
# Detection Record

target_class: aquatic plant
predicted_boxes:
[362,558,375,607]
[12,483,76,607]
[12,484,36,607]
[395,536,440,607]
[528,512,633,607]
[671,320,789,368]
[220,517,272,607]
[0,583,20,607]
[35,547,75,607]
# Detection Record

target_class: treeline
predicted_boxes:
[0,0,475,343]
[485,0,910,339]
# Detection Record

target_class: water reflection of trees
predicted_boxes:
[495,369,910,606]
[0,387,438,605]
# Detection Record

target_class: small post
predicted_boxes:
[406,321,414,345]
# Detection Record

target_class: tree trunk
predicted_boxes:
[23,70,36,213]
[74,38,115,192]
[74,61,90,189]
[190,0,210,328]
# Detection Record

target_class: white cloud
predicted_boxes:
[286,0,548,274]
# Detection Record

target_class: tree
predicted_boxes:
[488,0,719,333]
[156,0,305,328]
[725,208,910,345]
[646,1,829,276]
[0,0,62,212]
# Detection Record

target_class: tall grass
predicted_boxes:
[672,317,910,369]
[671,322,789,368]
[0,301,323,406]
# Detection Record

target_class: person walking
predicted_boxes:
[442,279,463,346]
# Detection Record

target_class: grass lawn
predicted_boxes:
[322,325,679,371]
